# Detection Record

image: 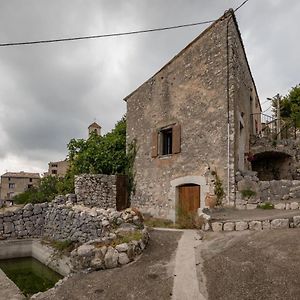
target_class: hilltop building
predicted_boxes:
[47,160,69,177]
[88,122,101,137]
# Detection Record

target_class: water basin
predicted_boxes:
[0,257,63,297]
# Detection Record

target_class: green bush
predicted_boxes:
[257,202,274,209]
[240,189,256,199]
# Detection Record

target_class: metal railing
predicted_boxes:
[250,113,298,140]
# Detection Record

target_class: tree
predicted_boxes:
[273,84,300,127]
[67,115,127,175]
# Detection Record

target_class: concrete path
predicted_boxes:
[0,269,24,300]
[172,230,206,300]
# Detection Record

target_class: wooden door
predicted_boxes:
[178,185,200,214]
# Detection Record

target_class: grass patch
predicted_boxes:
[257,202,274,209]
[42,239,75,255]
[240,189,256,199]
[144,217,176,229]
[93,231,144,248]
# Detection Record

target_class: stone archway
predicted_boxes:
[169,176,209,222]
[251,151,293,180]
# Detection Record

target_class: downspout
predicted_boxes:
[226,11,233,205]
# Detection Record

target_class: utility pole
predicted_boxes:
[267,94,281,140]
[275,94,281,140]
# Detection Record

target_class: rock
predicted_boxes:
[290,202,299,210]
[4,222,14,234]
[211,222,223,232]
[293,216,300,228]
[270,219,289,229]
[246,204,257,210]
[24,203,34,210]
[235,204,246,210]
[274,203,286,210]
[249,221,262,230]
[115,243,129,252]
[118,252,130,265]
[77,244,95,257]
[104,246,119,269]
[262,220,271,230]
[235,221,248,231]
[223,222,235,231]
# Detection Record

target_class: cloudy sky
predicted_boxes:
[0,0,299,175]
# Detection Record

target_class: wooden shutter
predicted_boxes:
[172,124,181,154]
[151,130,158,158]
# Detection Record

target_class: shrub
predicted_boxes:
[240,189,256,199]
[257,202,274,209]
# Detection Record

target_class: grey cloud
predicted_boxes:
[0,0,299,173]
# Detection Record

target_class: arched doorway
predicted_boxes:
[251,151,293,180]
[177,184,200,215]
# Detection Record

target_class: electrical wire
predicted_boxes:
[0,0,250,47]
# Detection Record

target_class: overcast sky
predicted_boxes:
[0,0,299,175]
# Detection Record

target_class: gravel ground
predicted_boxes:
[36,230,182,300]
[198,229,300,300]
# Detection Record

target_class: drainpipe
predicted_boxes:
[226,10,233,206]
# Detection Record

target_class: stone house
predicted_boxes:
[0,172,40,201]
[125,9,261,220]
[47,160,70,177]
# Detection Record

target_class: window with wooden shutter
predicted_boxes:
[172,124,181,154]
[151,130,158,158]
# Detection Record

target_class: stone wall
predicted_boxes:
[43,198,143,243]
[74,174,117,209]
[236,170,300,209]
[211,216,300,232]
[0,203,48,239]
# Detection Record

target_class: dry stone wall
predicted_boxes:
[44,197,143,243]
[74,174,117,209]
[0,203,48,239]
[235,170,300,209]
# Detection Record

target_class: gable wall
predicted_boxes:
[126,16,234,219]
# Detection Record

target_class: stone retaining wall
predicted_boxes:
[0,203,48,239]
[211,216,300,232]
[43,199,143,243]
[74,174,117,209]
[235,170,300,209]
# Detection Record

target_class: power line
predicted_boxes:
[0,20,215,47]
[0,0,250,47]
[234,0,249,12]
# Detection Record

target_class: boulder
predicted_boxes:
[235,221,248,231]
[104,246,119,269]
[270,219,289,229]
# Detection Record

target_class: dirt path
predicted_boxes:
[198,229,300,300]
[36,230,182,300]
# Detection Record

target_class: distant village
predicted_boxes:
[0,121,101,207]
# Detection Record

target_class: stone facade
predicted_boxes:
[0,172,40,201]
[125,10,260,220]
[74,174,117,209]
[47,160,69,177]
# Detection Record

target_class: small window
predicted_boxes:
[8,177,11,181]
[9,183,15,189]
[52,170,57,175]
[160,128,173,155]
[29,178,32,182]
[52,164,58,168]
[28,184,33,189]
